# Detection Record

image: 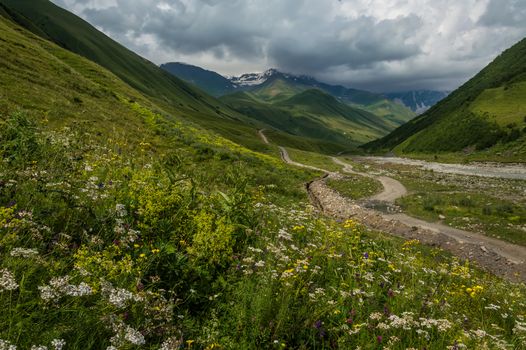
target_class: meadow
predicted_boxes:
[1,109,526,349]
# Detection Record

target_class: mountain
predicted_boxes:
[384,90,449,114]
[366,38,526,160]
[162,64,416,126]
[235,70,416,125]
[221,89,392,146]
[160,62,237,97]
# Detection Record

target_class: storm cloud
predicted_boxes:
[51,0,526,92]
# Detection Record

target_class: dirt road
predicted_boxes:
[257,129,269,144]
[259,130,526,281]
[332,157,407,202]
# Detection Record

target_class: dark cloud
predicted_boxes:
[51,0,526,92]
[479,0,526,28]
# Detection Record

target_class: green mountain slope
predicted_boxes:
[160,62,237,97]
[161,64,416,126]
[366,38,526,160]
[248,76,415,126]
[222,89,392,146]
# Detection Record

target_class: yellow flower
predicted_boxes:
[139,253,146,258]
[151,248,160,254]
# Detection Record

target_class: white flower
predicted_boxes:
[10,248,39,258]
[30,346,47,350]
[39,276,93,302]
[38,285,59,302]
[124,326,145,345]
[160,337,182,350]
[0,339,17,350]
[51,339,66,350]
[108,288,136,308]
[0,269,18,292]
[115,204,127,217]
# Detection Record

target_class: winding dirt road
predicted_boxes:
[258,130,526,282]
[333,157,526,265]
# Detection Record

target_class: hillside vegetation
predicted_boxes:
[222,89,392,147]
[1,4,526,350]
[366,38,526,161]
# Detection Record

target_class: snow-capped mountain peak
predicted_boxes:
[228,68,280,87]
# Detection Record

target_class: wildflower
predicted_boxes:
[51,339,66,350]
[30,346,47,350]
[115,204,127,217]
[124,326,145,345]
[10,247,39,258]
[377,336,383,343]
[160,337,182,350]
[38,276,92,302]
[108,288,137,308]
[0,269,18,292]
[0,339,17,350]
[343,219,356,228]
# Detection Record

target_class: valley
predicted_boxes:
[0,0,526,348]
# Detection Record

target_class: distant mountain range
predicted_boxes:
[161,63,422,125]
[384,90,449,114]
[366,37,526,159]
[161,63,421,146]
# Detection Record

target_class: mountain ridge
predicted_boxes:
[161,62,417,125]
[365,37,526,161]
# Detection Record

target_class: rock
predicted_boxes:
[480,246,488,253]
[438,214,446,220]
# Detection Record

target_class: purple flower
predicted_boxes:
[363,252,369,259]
[377,336,383,343]
[314,320,322,329]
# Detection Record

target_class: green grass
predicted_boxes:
[397,192,526,245]
[284,148,343,172]
[470,81,526,127]
[326,175,383,200]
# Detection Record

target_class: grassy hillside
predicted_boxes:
[246,76,416,126]
[366,38,526,161]
[222,89,393,147]
[1,8,526,350]
[160,62,237,97]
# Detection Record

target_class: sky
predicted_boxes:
[51,0,526,92]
